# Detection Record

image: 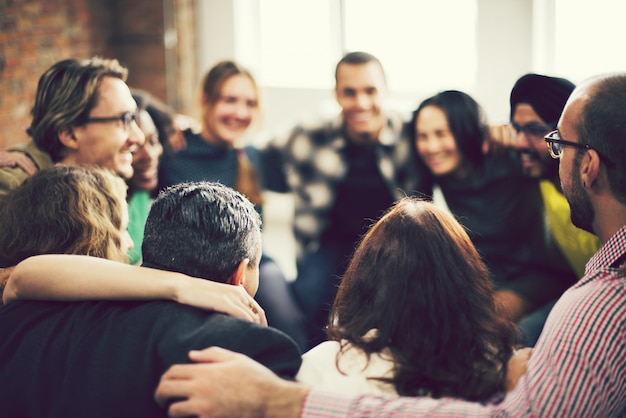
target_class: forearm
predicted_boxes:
[4,254,266,324]
[265,381,310,418]
[3,254,182,304]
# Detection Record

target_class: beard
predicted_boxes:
[565,165,595,234]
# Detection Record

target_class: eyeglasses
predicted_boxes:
[511,121,553,144]
[544,130,615,168]
[84,111,139,131]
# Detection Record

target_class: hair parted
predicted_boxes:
[327,197,517,401]
[27,57,128,162]
[0,165,128,267]
[142,181,262,282]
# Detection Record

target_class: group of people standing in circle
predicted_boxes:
[0,50,603,411]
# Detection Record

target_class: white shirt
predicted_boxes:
[296,330,398,396]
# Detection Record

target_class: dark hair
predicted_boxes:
[509,73,575,126]
[0,165,128,267]
[335,51,386,85]
[576,73,626,204]
[132,88,176,154]
[27,57,128,162]
[327,198,517,401]
[411,90,488,170]
[142,182,262,282]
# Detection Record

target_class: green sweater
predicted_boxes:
[126,190,153,265]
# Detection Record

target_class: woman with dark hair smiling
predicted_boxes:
[411,90,577,345]
[296,198,518,401]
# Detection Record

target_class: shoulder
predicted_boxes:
[23,141,53,168]
[0,164,31,203]
[152,303,303,377]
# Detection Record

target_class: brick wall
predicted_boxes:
[0,0,196,151]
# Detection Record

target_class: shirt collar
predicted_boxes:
[584,225,626,275]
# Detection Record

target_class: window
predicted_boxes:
[243,0,478,95]
[553,0,626,83]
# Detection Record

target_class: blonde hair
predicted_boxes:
[0,165,128,267]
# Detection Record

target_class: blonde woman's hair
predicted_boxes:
[0,165,128,267]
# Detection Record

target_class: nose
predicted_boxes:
[512,129,529,149]
[417,135,439,154]
[128,122,146,148]
[235,102,252,120]
[149,143,163,160]
[354,92,372,109]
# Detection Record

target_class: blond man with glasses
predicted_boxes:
[0,57,145,205]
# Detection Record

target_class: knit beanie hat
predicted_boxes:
[509,74,576,125]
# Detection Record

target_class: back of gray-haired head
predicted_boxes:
[142,182,262,282]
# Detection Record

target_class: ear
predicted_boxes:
[228,258,249,286]
[58,128,79,150]
[580,149,601,190]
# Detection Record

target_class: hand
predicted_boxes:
[0,151,38,175]
[154,347,309,418]
[485,124,517,155]
[495,289,529,322]
[0,266,16,304]
[168,114,202,152]
[175,278,267,326]
[506,347,532,391]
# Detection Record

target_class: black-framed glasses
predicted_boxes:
[544,130,615,168]
[84,111,138,132]
[511,121,553,144]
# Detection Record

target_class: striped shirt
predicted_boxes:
[302,226,626,418]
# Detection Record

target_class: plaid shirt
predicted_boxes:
[302,226,626,417]
[262,112,420,262]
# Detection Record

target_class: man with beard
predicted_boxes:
[506,74,601,344]
[509,74,600,276]
[154,72,626,417]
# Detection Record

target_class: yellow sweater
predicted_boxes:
[540,180,600,278]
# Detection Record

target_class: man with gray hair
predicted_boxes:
[0,181,301,417]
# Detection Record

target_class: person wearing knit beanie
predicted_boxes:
[510,73,575,180]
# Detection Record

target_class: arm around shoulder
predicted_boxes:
[3,254,266,324]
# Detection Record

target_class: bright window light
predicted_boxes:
[554,0,626,83]
[343,0,477,94]
[257,0,336,88]
[255,0,478,94]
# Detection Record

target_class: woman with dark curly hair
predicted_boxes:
[296,198,518,401]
